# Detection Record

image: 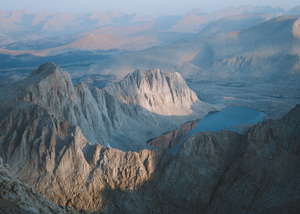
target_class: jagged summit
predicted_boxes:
[102,68,209,117]
[0,63,216,152]
[1,62,73,98]
[30,62,57,76]
[1,81,300,213]
[28,62,73,88]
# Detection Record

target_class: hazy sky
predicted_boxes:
[1,0,299,15]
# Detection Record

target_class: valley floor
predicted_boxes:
[187,80,300,119]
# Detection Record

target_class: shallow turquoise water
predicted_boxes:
[184,105,266,138]
[148,106,266,153]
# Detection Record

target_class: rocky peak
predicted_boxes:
[26,62,76,103]
[3,62,76,107]
[293,18,300,39]
[30,62,58,77]
[1,62,300,213]
[0,63,216,153]
[104,69,200,114]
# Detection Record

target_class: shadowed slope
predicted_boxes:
[0,61,300,213]
[1,89,299,213]
[0,62,215,152]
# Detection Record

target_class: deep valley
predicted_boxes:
[0,4,300,214]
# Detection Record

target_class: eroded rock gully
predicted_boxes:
[0,62,300,213]
[0,62,215,152]
[0,156,89,213]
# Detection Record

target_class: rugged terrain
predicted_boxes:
[76,15,300,119]
[147,120,198,151]
[0,62,215,152]
[0,7,300,213]
[1,5,299,86]
[0,157,88,213]
[0,62,299,213]
[1,5,295,47]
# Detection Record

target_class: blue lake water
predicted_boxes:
[147,106,266,153]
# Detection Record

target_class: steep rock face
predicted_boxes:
[0,62,110,147]
[1,62,300,213]
[0,157,88,214]
[0,62,215,151]
[1,90,299,213]
[104,69,198,114]
[147,120,198,150]
[205,104,300,214]
[12,104,299,214]
[101,69,214,128]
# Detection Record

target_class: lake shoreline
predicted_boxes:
[147,105,267,153]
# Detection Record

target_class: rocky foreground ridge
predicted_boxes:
[35,104,300,214]
[0,157,89,213]
[0,62,299,213]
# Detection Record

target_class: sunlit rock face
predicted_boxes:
[1,93,300,213]
[1,62,300,213]
[0,62,216,152]
[0,157,87,213]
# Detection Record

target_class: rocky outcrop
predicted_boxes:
[0,62,214,211]
[203,104,300,214]
[293,18,300,39]
[147,120,198,151]
[8,103,298,214]
[0,157,88,214]
[0,62,216,152]
[1,62,300,213]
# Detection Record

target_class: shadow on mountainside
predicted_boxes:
[0,61,300,213]
[85,104,300,214]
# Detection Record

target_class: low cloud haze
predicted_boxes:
[1,0,299,15]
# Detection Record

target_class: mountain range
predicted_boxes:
[0,62,215,153]
[1,13,299,120]
[1,5,299,52]
[0,61,299,213]
[53,15,298,119]
[0,6,299,90]
[1,5,300,213]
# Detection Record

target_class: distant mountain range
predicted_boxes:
[71,15,300,83]
[0,4,299,52]
[1,5,300,214]
[0,5,299,120]
[62,15,299,119]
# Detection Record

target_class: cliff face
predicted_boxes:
[147,120,198,150]
[57,104,300,214]
[0,62,215,152]
[98,68,215,150]
[0,157,88,214]
[203,104,300,214]
[0,62,215,212]
[1,62,300,213]
[4,103,298,214]
[103,69,199,115]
